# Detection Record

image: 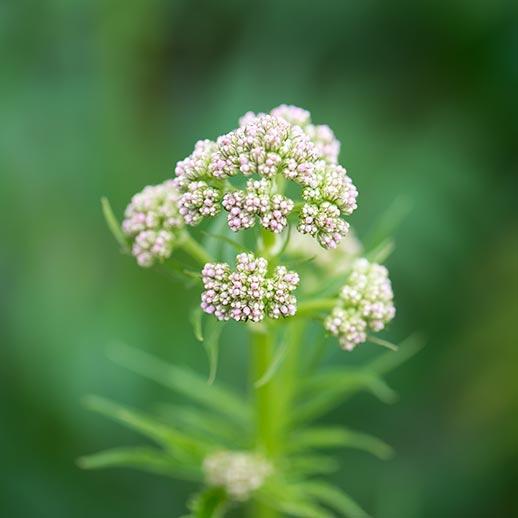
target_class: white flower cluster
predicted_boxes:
[203,451,272,501]
[325,258,396,350]
[245,104,341,164]
[122,180,183,267]
[172,105,357,248]
[201,253,299,322]
[222,179,294,233]
[213,114,321,185]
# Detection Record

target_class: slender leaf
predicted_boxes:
[158,404,249,447]
[107,343,250,423]
[258,484,333,518]
[368,333,424,375]
[278,223,292,257]
[203,319,224,385]
[363,196,412,251]
[201,213,227,258]
[77,446,200,481]
[190,306,204,342]
[365,238,395,264]
[285,454,340,476]
[293,371,385,424]
[84,395,212,461]
[367,335,399,351]
[288,426,393,459]
[301,481,371,518]
[201,230,246,252]
[188,487,228,518]
[255,339,289,388]
[101,197,129,252]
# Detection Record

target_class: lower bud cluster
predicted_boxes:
[203,451,272,501]
[122,180,184,267]
[201,253,299,322]
[325,258,396,350]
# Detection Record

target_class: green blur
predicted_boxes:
[1,1,517,517]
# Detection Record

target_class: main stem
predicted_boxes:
[250,229,280,518]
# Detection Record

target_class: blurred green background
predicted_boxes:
[1,0,517,516]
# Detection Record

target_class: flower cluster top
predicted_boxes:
[173,105,358,249]
[122,180,183,267]
[201,253,299,322]
[325,258,396,350]
[203,450,272,501]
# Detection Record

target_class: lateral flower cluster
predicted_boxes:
[200,253,299,322]
[173,105,358,248]
[203,451,272,501]
[325,258,396,351]
[122,180,183,267]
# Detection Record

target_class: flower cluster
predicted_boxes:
[203,451,272,501]
[325,258,395,350]
[213,114,321,185]
[122,180,183,267]
[172,105,357,248]
[222,179,294,233]
[244,104,341,164]
[201,253,299,322]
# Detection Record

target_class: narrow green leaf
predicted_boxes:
[367,335,399,351]
[278,223,292,257]
[365,238,395,264]
[288,426,393,460]
[83,395,212,461]
[285,454,340,476]
[158,404,249,447]
[203,319,224,385]
[189,487,228,518]
[201,230,246,252]
[277,500,334,518]
[301,481,371,518]
[101,197,129,252]
[77,446,200,481]
[107,343,250,424]
[254,339,289,388]
[259,482,334,518]
[190,307,204,342]
[368,333,425,375]
[293,370,397,424]
[286,255,317,269]
[201,213,227,258]
[363,196,412,251]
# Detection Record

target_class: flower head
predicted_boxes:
[245,104,341,164]
[122,180,183,267]
[201,253,300,322]
[325,258,395,350]
[203,451,272,501]
[222,179,294,233]
[173,106,356,248]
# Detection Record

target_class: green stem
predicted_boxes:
[179,232,213,265]
[249,324,279,518]
[296,298,337,317]
[278,320,305,446]
[249,228,281,518]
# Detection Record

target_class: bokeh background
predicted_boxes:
[1,1,517,516]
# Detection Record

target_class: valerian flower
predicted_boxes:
[244,104,341,164]
[203,451,272,501]
[222,178,294,233]
[122,180,183,267]
[172,106,357,249]
[325,258,396,350]
[201,253,299,322]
